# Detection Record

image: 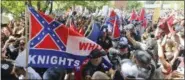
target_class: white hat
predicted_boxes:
[121,61,138,78]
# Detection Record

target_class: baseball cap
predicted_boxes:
[88,49,107,59]
[120,59,138,78]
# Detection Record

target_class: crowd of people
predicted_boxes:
[1,5,184,80]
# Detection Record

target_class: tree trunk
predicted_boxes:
[28,0,32,6]
[49,1,53,14]
[43,1,50,13]
[37,1,41,11]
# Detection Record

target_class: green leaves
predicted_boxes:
[127,1,143,12]
[53,1,110,12]
[1,1,111,19]
[1,1,25,19]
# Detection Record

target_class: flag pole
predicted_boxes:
[25,1,29,79]
[84,16,93,36]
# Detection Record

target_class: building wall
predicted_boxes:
[113,1,127,10]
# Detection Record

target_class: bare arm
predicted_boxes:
[161,35,168,46]
[126,31,147,50]
[126,31,137,47]
[157,39,171,71]
[2,36,17,51]
[170,41,180,65]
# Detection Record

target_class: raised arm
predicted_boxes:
[157,38,171,71]
[126,31,137,47]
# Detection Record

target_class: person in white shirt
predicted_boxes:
[14,66,42,79]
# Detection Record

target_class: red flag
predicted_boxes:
[138,8,147,28]
[110,10,117,18]
[79,28,85,36]
[108,10,120,39]
[167,15,175,33]
[108,10,117,24]
[129,9,137,21]
[138,8,145,21]
[112,17,120,39]
[136,16,140,21]
[105,10,121,39]
[142,18,147,28]
[159,14,175,34]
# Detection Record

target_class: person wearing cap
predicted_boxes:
[81,49,114,80]
[114,59,139,80]
[109,37,130,58]
[1,60,18,80]
[132,50,157,79]
[124,23,141,42]
[108,37,131,70]
[118,37,131,58]
[126,29,157,51]
[97,27,113,51]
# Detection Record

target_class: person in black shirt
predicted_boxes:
[81,49,114,80]
[1,60,18,80]
[97,28,113,51]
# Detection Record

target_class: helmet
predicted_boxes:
[118,37,128,49]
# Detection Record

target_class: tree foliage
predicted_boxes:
[162,1,184,9]
[1,1,111,19]
[1,1,25,19]
[126,1,143,12]
[53,1,110,12]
